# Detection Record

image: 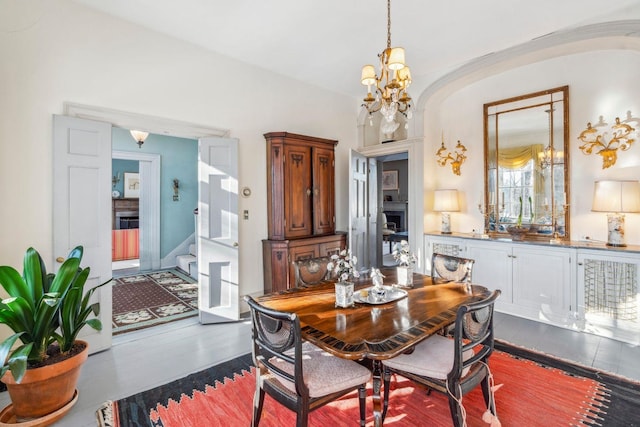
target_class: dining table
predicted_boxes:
[257,267,492,426]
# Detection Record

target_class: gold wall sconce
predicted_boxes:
[172,178,180,202]
[436,134,467,176]
[578,112,637,169]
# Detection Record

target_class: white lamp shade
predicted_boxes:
[361,65,377,86]
[387,47,406,70]
[130,130,149,143]
[433,189,460,212]
[592,180,640,213]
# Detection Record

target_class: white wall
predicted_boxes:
[423,49,640,244]
[0,0,359,299]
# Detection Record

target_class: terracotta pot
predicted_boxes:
[1,340,88,421]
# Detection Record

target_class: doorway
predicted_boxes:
[61,103,239,339]
[349,138,424,274]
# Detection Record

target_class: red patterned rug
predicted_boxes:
[112,270,197,334]
[96,341,640,426]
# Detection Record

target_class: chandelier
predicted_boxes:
[361,0,413,137]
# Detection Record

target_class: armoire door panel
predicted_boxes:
[284,144,313,238]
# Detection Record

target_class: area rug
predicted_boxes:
[112,269,197,334]
[96,341,640,427]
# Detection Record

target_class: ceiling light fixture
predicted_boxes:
[130,130,149,148]
[361,0,413,137]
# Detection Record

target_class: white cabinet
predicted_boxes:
[467,241,512,307]
[577,250,640,343]
[467,241,575,326]
[424,235,467,275]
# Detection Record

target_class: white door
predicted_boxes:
[368,158,379,267]
[53,115,113,353]
[349,150,369,271]
[197,137,240,323]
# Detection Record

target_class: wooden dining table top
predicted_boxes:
[257,267,492,361]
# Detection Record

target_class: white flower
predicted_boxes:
[392,240,417,267]
[327,249,360,282]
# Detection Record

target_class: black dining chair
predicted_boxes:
[292,256,332,287]
[382,289,501,427]
[244,296,371,427]
[431,252,475,284]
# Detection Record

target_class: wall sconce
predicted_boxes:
[172,178,180,202]
[130,130,149,148]
[592,180,640,247]
[578,112,637,169]
[112,172,121,188]
[433,189,460,234]
[436,133,467,176]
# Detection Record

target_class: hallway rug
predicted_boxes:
[96,341,640,427]
[112,269,198,335]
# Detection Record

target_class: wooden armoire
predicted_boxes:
[262,132,347,293]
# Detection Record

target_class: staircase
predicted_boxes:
[176,243,198,280]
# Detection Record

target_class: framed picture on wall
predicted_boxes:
[124,172,140,198]
[382,170,398,191]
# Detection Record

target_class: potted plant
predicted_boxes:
[507,196,530,241]
[327,250,360,308]
[392,240,417,287]
[0,246,107,424]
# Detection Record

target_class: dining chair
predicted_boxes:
[431,252,475,284]
[382,289,501,427]
[382,213,397,253]
[292,256,332,287]
[244,296,372,427]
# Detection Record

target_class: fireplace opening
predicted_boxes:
[115,211,139,230]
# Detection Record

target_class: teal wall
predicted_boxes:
[112,128,198,258]
[112,159,138,197]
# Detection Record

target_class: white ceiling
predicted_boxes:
[72,0,640,99]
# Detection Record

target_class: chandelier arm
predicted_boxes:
[387,0,392,49]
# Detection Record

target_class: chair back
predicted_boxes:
[244,296,308,397]
[431,253,475,284]
[450,290,501,382]
[292,256,331,287]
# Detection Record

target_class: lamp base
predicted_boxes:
[440,212,452,234]
[606,213,626,247]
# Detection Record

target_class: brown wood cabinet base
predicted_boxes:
[262,233,347,293]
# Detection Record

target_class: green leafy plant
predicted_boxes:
[516,196,524,227]
[0,246,108,383]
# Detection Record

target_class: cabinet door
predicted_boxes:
[283,144,313,238]
[577,250,640,341]
[512,246,573,318]
[312,146,335,235]
[467,242,512,305]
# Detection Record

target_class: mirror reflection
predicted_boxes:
[483,86,570,240]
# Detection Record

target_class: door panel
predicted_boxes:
[53,115,112,353]
[349,150,368,270]
[284,144,313,238]
[313,146,335,235]
[197,137,240,323]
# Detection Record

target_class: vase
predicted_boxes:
[335,281,354,308]
[507,225,529,241]
[397,266,414,287]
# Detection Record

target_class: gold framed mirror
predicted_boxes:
[483,86,570,241]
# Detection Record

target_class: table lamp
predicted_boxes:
[592,180,640,247]
[433,189,460,234]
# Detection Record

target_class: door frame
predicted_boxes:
[112,150,161,271]
[356,137,425,272]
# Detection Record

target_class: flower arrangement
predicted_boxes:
[392,240,417,267]
[327,250,360,282]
